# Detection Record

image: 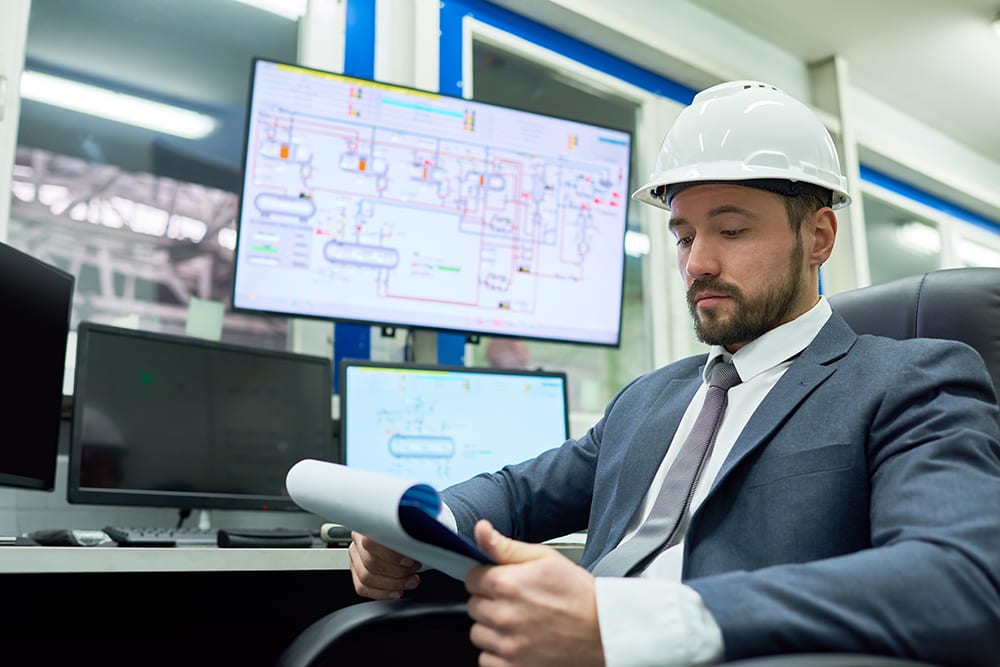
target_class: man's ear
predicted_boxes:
[808,207,837,266]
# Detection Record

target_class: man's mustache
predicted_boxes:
[687,278,742,305]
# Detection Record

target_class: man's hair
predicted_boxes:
[782,193,826,232]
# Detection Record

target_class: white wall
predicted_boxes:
[853,88,1000,219]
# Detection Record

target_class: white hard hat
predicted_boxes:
[632,81,851,210]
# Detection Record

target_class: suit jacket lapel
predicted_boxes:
[709,313,858,494]
[611,371,703,542]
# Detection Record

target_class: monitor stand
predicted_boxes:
[409,329,434,363]
[407,329,477,365]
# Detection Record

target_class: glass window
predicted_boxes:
[9,0,299,349]
[955,220,1000,268]
[862,193,942,285]
[466,38,650,414]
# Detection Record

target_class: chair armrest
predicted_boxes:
[277,598,475,667]
[722,654,941,666]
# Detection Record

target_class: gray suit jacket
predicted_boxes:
[442,312,1000,666]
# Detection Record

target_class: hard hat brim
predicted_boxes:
[631,163,852,211]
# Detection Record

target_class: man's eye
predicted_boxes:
[676,236,693,248]
[722,229,745,238]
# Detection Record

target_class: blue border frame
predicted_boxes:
[344,0,376,80]
[438,0,695,102]
[860,165,1000,234]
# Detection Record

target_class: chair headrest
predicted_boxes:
[828,267,1000,396]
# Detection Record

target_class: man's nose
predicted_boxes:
[683,238,720,279]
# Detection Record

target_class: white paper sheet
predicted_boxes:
[285,459,493,580]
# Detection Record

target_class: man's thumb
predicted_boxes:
[474,519,551,564]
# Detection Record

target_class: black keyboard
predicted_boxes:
[103,526,219,547]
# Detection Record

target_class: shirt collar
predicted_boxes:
[705,296,832,383]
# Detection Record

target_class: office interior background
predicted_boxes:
[1,0,1000,537]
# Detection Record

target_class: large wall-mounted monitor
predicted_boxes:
[0,242,75,491]
[68,322,333,511]
[340,359,569,490]
[232,58,631,347]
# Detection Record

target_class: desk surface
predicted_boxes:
[0,545,350,573]
[0,543,584,574]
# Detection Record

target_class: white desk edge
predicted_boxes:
[0,543,584,574]
[0,546,352,573]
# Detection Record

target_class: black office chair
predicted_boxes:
[278,267,1000,667]
[828,266,1000,409]
[277,598,477,667]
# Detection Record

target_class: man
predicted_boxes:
[349,81,1000,666]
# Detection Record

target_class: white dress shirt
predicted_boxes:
[596,297,832,667]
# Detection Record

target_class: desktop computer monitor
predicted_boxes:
[232,58,632,347]
[68,322,333,511]
[0,242,75,491]
[339,360,569,490]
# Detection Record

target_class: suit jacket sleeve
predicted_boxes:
[439,379,631,543]
[686,338,1000,667]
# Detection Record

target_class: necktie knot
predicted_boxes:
[708,360,741,391]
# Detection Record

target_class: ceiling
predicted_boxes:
[688,0,1000,165]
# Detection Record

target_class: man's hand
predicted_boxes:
[348,531,422,600]
[465,519,605,667]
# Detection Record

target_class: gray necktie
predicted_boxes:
[592,360,742,577]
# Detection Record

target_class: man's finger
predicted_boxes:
[348,543,421,599]
[354,532,422,569]
[474,519,556,564]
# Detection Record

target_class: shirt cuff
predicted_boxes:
[595,578,724,667]
[439,502,458,531]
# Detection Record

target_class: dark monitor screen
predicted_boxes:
[68,322,333,511]
[232,58,631,347]
[0,242,74,491]
[340,360,569,489]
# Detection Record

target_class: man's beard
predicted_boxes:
[687,238,805,347]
